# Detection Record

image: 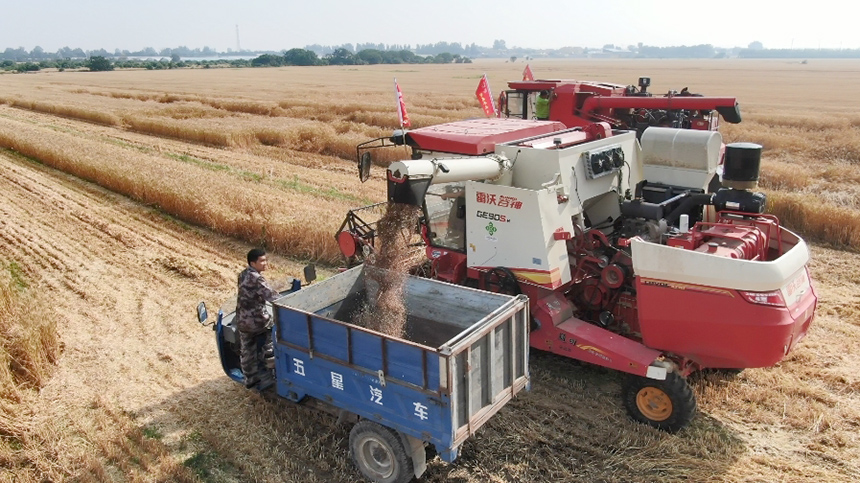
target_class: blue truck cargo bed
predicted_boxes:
[272,265,530,465]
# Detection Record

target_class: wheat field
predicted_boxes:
[2,60,860,257]
[1,59,859,482]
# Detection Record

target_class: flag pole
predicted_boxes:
[394,78,410,158]
[485,73,497,117]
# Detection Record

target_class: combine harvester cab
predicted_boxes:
[341,110,816,432]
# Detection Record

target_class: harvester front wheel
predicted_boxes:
[622,372,696,432]
[349,420,414,483]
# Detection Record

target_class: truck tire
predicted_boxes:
[622,372,696,433]
[349,420,414,483]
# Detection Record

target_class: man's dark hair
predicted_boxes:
[540,90,549,97]
[247,248,266,264]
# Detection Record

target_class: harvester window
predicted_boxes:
[503,91,526,119]
[425,184,466,251]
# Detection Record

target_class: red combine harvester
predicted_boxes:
[339,78,816,432]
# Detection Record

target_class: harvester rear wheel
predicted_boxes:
[349,420,414,483]
[622,372,696,432]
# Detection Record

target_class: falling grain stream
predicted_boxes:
[352,203,421,338]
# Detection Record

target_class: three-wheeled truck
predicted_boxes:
[198,265,530,483]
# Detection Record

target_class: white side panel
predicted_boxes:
[630,233,811,292]
[496,132,640,206]
[465,182,571,287]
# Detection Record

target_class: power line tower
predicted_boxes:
[236,24,242,52]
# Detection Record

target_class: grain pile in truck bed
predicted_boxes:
[352,203,421,337]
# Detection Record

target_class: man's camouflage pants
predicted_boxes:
[239,329,274,382]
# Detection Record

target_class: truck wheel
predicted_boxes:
[349,420,414,483]
[622,372,696,433]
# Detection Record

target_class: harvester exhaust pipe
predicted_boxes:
[387,154,513,206]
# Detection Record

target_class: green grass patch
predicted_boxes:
[105,137,154,154]
[166,152,231,173]
[183,451,217,480]
[276,175,371,204]
[6,261,27,289]
[155,211,195,231]
[142,426,164,440]
[165,152,264,183]
[0,146,45,167]
[182,447,237,483]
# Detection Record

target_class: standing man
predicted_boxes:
[236,248,280,389]
[535,90,551,120]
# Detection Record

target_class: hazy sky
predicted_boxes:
[2,0,856,52]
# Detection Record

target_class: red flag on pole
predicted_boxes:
[523,64,534,81]
[475,74,496,117]
[394,78,411,128]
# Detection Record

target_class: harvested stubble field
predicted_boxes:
[0,59,859,482]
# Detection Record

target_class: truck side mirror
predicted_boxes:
[197,301,208,325]
[359,152,372,183]
[304,264,317,284]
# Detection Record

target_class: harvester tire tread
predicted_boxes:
[622,372,696,433]
[349,420,414,483]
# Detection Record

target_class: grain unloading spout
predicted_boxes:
[387,154,512,205]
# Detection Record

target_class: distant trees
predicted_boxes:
[245,48,468,68]
[7,39,860,73]
[326,48,356,65]
[637,44,716,58]
[414,41,465,55]
[87,56,113,71]
[15,62,40,72]
[356,49,383,64]
[433,52,454,64]
[283,48,319,66]
[251,54,283,67]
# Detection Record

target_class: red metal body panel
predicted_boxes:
[405,118,566,155]
[577,95,740,117]
[635,275,817,368]
[427,247,467,284]
[667,223,769,260]
[504,79,739,130]
[529,293,662,377]
[507,79,627,95]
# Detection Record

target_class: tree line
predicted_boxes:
[0,48,471,73]
[5,40,860,72]
[1,56,251,73]
[251,48,470,67]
